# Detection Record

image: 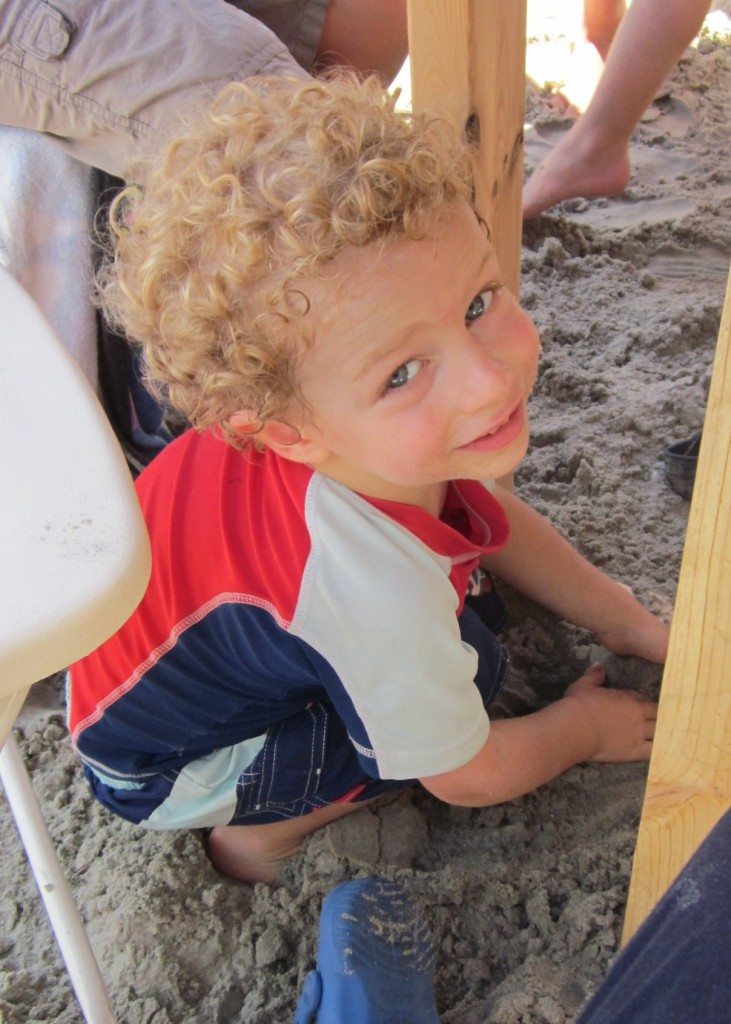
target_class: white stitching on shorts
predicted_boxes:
[302,705,317,797]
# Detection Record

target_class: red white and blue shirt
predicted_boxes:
[68,429,509,817]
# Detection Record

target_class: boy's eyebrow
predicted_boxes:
[352,325,420,384]
[352,249,494,383]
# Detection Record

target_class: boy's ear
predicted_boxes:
[228,410,330,465]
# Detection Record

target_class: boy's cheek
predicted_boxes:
[523,317,542,383]
[506,303,540,368]
[511,325,540,397]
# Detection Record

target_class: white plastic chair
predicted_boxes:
[0,265,152,1023]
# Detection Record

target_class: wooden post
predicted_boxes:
[622,265,731,943]
[407,0,527,298]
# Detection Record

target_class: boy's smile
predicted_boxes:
[256,200,540,514]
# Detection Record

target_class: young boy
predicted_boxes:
[69,74,667,884]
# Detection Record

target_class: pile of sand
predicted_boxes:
[1,16,728,1024]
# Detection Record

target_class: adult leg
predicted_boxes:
[314,0,408,85]
[0,0,408,179]
[0,0,306,180]
[574,808,731,1024]
[208,798,376,884]
[523,0,711,218]
[240,0,408,85]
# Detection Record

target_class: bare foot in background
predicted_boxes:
[523,0,710,218]
[523,123,630,218]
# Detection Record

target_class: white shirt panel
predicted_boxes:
[290,475,490,779]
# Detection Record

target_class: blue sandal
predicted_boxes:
[293,878,441,1024]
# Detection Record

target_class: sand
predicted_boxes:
[1,14,729,1024]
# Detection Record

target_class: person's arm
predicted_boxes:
[482,486,669,663]
[420,664,656,807]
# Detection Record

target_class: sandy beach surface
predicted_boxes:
[1,9,729,1024]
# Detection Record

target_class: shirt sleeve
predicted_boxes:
[291,477,491,780]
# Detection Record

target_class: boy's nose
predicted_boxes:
[453,334,512,413]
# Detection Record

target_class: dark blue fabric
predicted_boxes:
[95,172,171,472]
[458,604,509,709]
[229,700,407,824]
[84,766,176,824]
[76,602,331,778]
[576,808,731,1024]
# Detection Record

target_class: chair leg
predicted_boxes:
[0,733,117,1024]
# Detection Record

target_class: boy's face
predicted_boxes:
[269,199,539,512]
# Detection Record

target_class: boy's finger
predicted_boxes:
[638,703,657,745]
[566,663,606,692]
[623,691,657,707]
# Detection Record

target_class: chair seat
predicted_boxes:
[0,265,151,692]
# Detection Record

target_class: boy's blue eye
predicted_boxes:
[466,287,499,323]
[387,358,421,390]
[466,294,485,322]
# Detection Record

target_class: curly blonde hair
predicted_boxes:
[99,73,474,443]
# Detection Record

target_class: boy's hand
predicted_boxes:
[421,663,658,808]
[595,609,670,665]
[563,665,657,762]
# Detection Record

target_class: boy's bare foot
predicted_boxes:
[523,126,630,219]
[208,824,290,884]
[207,798,374,884]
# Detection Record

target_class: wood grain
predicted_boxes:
[622,265,731,943]
[407,0,526,296]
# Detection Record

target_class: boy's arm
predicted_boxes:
[483,486,668,663]
[420,665,656,807]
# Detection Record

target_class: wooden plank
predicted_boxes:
[468,1,526,298]
[408,0,471,129]
[622,264,731,943]
[407,0,527,296]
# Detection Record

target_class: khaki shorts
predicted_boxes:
[0,0,327,177]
